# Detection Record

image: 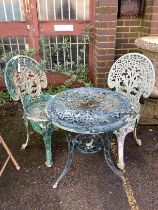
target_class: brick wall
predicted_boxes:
[115,17,142,59]
[94,0,158,87]
[94,0,118,87]
[115,0,158,59]
[142,0,158,36]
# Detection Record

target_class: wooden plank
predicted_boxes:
[39,20,90,36]
[23,0,40,55]
[0,22,27,36]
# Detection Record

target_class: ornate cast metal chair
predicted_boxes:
[4,55,53,167]
[108,53,155,170]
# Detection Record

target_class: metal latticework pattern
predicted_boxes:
[4,55,53,167]
[48,87,132,134]
[107,53,155,170]
[108,53,155,113]
[4,55,47,101]
[48,87,129,186]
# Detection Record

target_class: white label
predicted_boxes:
[54,25,74,31]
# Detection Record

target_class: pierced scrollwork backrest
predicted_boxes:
[108,53,155,112]
[4,55,47,101]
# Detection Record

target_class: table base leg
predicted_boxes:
[53,132,125,188]
[53,132,74,188]
[103,133,125,181]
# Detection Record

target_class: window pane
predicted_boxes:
[0,0,24,21]
[0,37,28,70]
[37,0,89,20]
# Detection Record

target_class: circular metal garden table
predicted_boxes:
[48,87,132,188]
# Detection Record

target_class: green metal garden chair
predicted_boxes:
[108,53,155,170]
[4,55,53,167]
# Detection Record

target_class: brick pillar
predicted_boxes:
[143,0,158,35]
[94,0,118,88]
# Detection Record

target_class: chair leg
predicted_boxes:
[116,132,126,170]
[133,125,142,146]
[21,117,30,150]
[42,122,53,167]
[0,135,20,176]
[53,131,75,188]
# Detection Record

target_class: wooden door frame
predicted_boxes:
[0,0,95,79]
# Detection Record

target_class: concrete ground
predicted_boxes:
[0,106,158,210]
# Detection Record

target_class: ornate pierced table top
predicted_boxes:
[48,87,132,134]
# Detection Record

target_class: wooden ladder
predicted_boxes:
[0,135,20,176]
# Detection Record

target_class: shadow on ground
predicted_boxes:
[0,105,158,210]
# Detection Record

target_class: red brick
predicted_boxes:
[116,27,130,32]
[94,68,106,73]
[116,33,123,38]
[117,20,125,26]
[115,42,121,48]
[128,49,141,53]
[96,55,115,61]
[107,36,116,41]
[96,36,108,42]
[153,0,158,6]
[96,49,107,54]
[130,27,143,32]
[98,28,116,35]
[96,62,106,68]
[149,28,158,35]
[98,0,118,7]
[96,6,118,14]
[116,38,129,44]
[106,49,115,54]
[144,14,153,20]
[96,84,105,88]
[145,6,154,13]
[128,38,137,44]
[124,20,141,26]
[97,42,116,49]
[122,32,139,38]
[96,79,106,83]
[95,74,106,79]
[96,14,117,21]
[150,21,158,27]
[121,43,136,49]
[143,21,151,27]
[146,6,158,13]
[115,49,128,54]
[95,21,117,28]
[152,14,158,21]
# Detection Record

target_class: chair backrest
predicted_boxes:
[108,53,155,111]
[4,55,47,101]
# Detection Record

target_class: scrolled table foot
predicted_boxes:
[53,183,58,189]
[117,162,125,171]
[21,143,27,150]
[103,132,125,181]
[53,133,75,187]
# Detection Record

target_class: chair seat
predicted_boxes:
[24,94,54,122]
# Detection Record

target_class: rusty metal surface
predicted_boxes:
[48,87,132,134]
